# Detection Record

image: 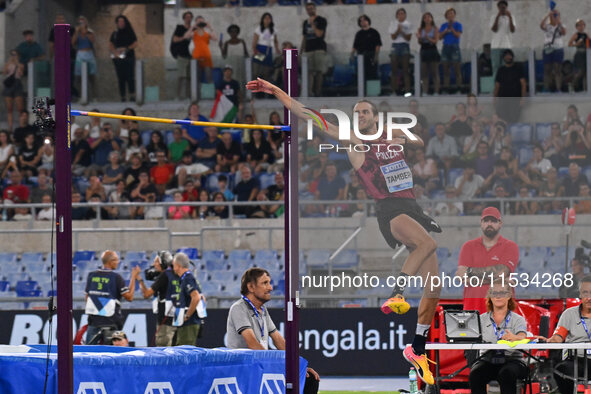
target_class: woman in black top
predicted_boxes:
[146,131,168,164]
[109,15,138,102]
[351,15,382,81]
[417,12,440,95]
[18,132,39,178]
[244,129,271,173]
[568,19,589,91]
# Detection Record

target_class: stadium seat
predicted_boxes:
[201,281,223,295]
[141,130,152,146]
[306,249,330,267]
[331,65,355,87]
[379,63,391,86]
[436,247,450,261]
[258,173,276,190]
[72,281,86,296]
[558,167,569,178]
[228,250,251,263]
[4,272,30,285]
[73,251,95,265]
[20,252,44,264]
[202,250,225,264]
[254,250,278,264]
[165,130,174,145]
[447,168,463,187]
[24,260,47,274]
[535,123,552,142]
[215,271,237,283]
[177,247,199,260]
[206,260,228,272]
[0,253,17,264]
[125,251,147,261]
[508,123,532,146]
[128,260,149,270]
[583,166,591,183]
[15,281,42,297]
[518,146,534,167]
[331,249,358,269]
[0,281,10,292]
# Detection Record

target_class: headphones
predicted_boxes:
[157,251,173,270]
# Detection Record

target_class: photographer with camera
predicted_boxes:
[172,252,205,346]
[560,247,588,299]
[85,250,140,344]
[138,251,180,346]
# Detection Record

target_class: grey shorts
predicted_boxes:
[306,50,328,74]
[176,57,191,79]
[2,79,24,98]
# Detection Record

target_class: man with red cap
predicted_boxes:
[455,206,519,312]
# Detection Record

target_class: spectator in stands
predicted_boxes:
[467,94,487,124]
[13,110,35,148]
[455,162,485,215]
[3,171,29,209]
[543,122,564,167]
[574,184,591,214]
[173,252,203,346]
[196,127,220,169]
[301,2,328,97]
[150,150,175,196]
[514,186,539,215]
[168,191,191,220]
[217,66,242,116]
[0,130,15,176]
[413,183,431,210]
[412,148,439,195]
[426,123,457,171]
[82,110,101,141]
[408,99,429,133]
[30,171,51,204]
[171,11,193,99]
[559,255,586,298]
[252,13,279,83]
[85,250,140,344]
[344,169,362,201]
[265,172,285,218]
[244,129,271,173]
[136,191,164,220]
[487,184,513,214]
[125,129,147,164]
[563,104,583,131]
[2,50,25,132]
[435,186,463,216]
[71,127,91,176]
[267,112,283,164]
[117,108,137,144]
[541,9,566,92]
[478,44,493,78]
[36,194,55,221]
[90,123,121,169]
[563,121,590,165]
[36,136,54,173]
[124,153,147,192]
[168,127,190,164]
[233,165,259,216]
[130,170,157,204]
[72,16,96,100]
[447,103,472,139]
[481,159,514,196]
[106,180,131,220]
[190,16,216,84]
[569,19,589,92]
[208,192,229,219]
[220,25,249,86]
[439,8,463,94]
[146,131,168,165]
[561,161,589,197]
[462,120,488,162]
[182,180,199,212]
[456,206,519,312]
[490,0,516,76]
[352,15,382,82]
[543,274,591,394]
[85,175,106,202]
[468,281,528,394]
[217,174,234,201]
[216,132,241,173]
[315,161,345,202]
[417,12,440,96]
[520,144,552,189]
[538,166,564,213]
[109,15,137,102]
[389,8,412,96]
[182,102,208,147]
[71,191,88,220]
[102,151,125,194]
[227,268,320,393]
[16,30,44,67]
[498,146,519,182]
[175,151,209,189]
[494,49,526,124]
[18,132,39,178]
[249,189,273,219]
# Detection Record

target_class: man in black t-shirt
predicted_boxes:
[352,15,382,81]
[216,132,242,172]
[171,11,193,98]
[71,127,91,176]
[13,110,40,149]
[494,49,526,123]
[216,65,242,108]
[233,166,260,216]
[173,252,203,346]
[302,2,328,97]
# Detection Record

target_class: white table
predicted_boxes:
[425,342,591,394]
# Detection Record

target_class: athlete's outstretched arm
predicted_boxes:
[246,78,361,145]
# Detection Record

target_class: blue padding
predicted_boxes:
[0,346,308,394]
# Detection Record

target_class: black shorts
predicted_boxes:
[375,198,442,249]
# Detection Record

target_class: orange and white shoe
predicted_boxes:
[380,296,410,315]
[403,344,436,385]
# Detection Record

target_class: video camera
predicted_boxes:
[144,250,173,281]
[576,239,591,267]
[32,97,56,138]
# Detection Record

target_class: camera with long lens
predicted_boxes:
[144,250,173,281]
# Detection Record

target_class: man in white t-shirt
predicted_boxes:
[455,163,485,215]
[490,0,516,76]
[175,151,211,187]
[388,8,413,95]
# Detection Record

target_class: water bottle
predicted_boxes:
[1,209,6,222]
[199,210,205,220]
[409,367,419,394]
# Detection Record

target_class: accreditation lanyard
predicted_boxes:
[490,312,512,341]
[580,318,591,341]
[242,295,265,338]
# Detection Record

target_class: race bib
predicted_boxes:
[380,160,413,193]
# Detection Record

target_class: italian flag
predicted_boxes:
[210,90,238,125]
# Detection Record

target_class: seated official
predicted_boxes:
[469,282,528,394]
[226,268,320,394]
[540,274,591,394]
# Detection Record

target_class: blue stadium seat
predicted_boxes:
[0,253,17,264]
[508,123,532,146]
[202,281,223,295]
[75,260,93,272]
[176,247,199,260]
[518,146,534,167]
[202,250,225,264]
[258,173,276,190]
[128,260,149,270]
[24,261,47,274]
[206,260,228,272]
[205,173,228,193]
[230,259,254,272]
[331,65,355,87]
[72,281,86,297]
[15,281,41,297]
[535,123,552,142]
[0,281,10,292]
[4,272,30,284]
[228,250,251,262]
[141,130,152,146]
[211,67,223,87]
[583,166,591,183]
[254,250,278,264]
[20,252,44,264]
[558,167,569,178]
[125,251,147,261]
[275,279,285,295]
[436,247,450,261]
[73,251,95,265]
[331,249,358,269]
[165,130,174,145]
[215,271,237,283]
[379,63,391,86]
[307,249,330,267]
[447,168,463,187]
[528,246,549,258]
